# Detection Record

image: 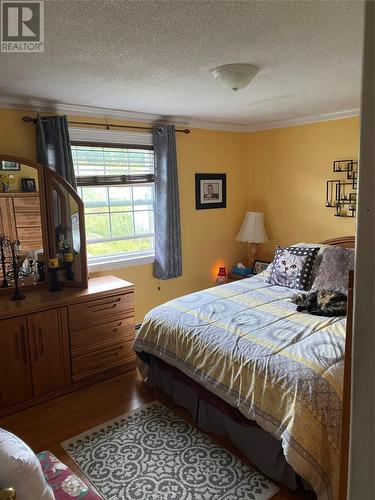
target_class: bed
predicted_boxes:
[133,237,354,500]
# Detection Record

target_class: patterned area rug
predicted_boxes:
[62,402,279,500]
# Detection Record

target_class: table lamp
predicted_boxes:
[236,212,268,268]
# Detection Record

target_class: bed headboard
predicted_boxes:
[320,236,355,248]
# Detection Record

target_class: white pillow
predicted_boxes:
[0,428,54,500]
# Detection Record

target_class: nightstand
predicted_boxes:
[228,272,255,282]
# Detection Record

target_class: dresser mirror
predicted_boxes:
[45,169,87,287]
[0,155,88,294]
[0,157,49,290]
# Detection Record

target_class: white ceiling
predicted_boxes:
[0,0,364,131]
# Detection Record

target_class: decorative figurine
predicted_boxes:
[0,173,14,192]
[0,234,10,288]
[9,240,25,301]
[56,225,72,254]
[37,253,46,282]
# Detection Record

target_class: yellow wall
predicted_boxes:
[248,117,359,260]
[0,108,360,321]
[6,164,39,191]
[0,109,36,159]
[93,128,250,321]
[0,109,249,322]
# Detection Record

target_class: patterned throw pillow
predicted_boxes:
[311,246,354,294]
[267,246,320,290]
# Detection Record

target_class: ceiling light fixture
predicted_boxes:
[211,63,259,92]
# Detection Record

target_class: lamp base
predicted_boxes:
[248,242,259,269]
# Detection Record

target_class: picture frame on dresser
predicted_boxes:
[252,259,270,274]
[21,178,37,192]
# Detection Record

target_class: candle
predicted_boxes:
[49,258,59,268]
[64,252,74,262]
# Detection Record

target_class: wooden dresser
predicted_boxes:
[0,276,135,417]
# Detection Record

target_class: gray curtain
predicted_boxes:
[153,125,182,279]
[36,115,77,190]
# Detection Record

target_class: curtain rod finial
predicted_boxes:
[22,116,35,123]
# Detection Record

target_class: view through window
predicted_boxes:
[71,144,155,262]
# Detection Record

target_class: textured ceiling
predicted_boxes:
[0,0,364,128]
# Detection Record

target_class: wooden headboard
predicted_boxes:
[321,236,355,248]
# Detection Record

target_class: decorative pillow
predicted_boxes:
[267,246,320,290]
[291,242,331,283]
[311,246,354,294]
[38,451,102,499]
[0,428,54,500]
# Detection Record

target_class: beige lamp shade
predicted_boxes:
[236,212,268,243]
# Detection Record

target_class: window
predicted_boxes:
[71,142,155,269]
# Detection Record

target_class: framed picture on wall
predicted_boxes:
[1,160,20,171]
[195,173,226,210]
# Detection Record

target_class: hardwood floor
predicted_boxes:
[0,369,315,500]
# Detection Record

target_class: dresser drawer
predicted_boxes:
[20,240,44,252]
[15,213,42,227]
[17,227,42,242]
[13,196,40,213]
[71,341,135,382]
[70,315,135,355]
[68,292,134,328]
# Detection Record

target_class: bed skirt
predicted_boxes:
[147,355,308,492]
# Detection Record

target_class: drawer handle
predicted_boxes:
[94,345,123,360]
[13,332,20,362]
[31,325,38,363]
[20,325,28,365]
[87,297,121,310]
[109,321,125,330]
[89,303,120,314]
[37,328,44,355]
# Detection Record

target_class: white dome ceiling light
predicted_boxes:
[211,63,259,91]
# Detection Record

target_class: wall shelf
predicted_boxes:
[326,160,357,218]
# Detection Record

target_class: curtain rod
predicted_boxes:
[22,116,191,134]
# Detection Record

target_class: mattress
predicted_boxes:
[133,275,345,500]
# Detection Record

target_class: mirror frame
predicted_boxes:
[0,154,50,293]
[0,155,88,292]
[44,167,88,288]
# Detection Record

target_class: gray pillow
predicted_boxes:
[311,246,354,294]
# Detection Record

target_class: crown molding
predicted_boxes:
[244,108,360,132]
[0,95,359,133]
